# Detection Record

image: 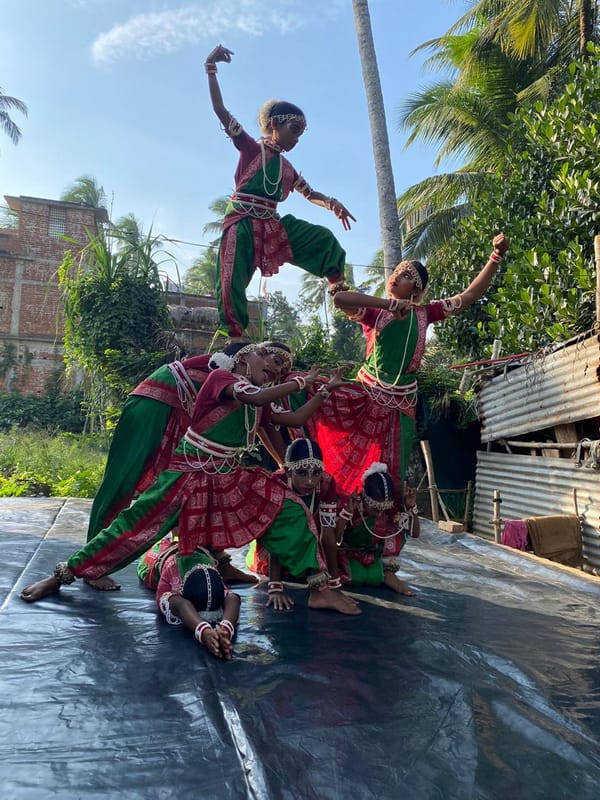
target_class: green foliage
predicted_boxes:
[329,311,366,367]
[0,429,107,497]
[264,290,302,343]
[0,391,86,432]
[415,337,478,432]
[293,316,339,370]
[184,248,217,295]
[58,228,174,407]
[430,47,600,357]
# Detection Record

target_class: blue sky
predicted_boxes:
[1,0,466,304]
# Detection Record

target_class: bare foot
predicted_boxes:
[308,587,361,615]
[218,562,258,584]
[383,573,416,595]
[20,576,61,603]
[84,575,121,591]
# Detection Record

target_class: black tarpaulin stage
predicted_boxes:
[1,498,600,800]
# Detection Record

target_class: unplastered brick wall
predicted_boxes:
[0,196,104,395]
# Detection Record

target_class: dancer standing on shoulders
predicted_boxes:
[204,44,355,337]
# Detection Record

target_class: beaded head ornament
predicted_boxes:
[208,343,258,372]
[259,341,294,375]
[259,99,307,135]
[389,260,428,294]
[284,438,324,473]
[361,462,395,511]
[181,564,226,622]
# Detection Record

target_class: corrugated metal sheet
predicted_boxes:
[473,450,600,568]
[478,332,600,442]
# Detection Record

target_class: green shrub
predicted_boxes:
[0,429,107,497]
[0,391,86,432]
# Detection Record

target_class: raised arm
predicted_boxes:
[204,44,236,129]
[334,290,412,316]
[454,234,510,311]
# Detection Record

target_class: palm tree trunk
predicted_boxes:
[579,0,595,54]
[352,0,402,277]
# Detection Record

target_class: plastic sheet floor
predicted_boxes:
[2,498,600,800]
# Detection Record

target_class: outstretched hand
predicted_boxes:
[205,44,234,65]
[330,199,356,231]
[304,365,321,390]
[492,233,510,257]
[325,365,346,393]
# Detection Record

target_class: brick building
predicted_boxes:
[0,195,108,395]
[0,194,263,396]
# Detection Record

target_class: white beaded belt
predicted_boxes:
[230,192,280,219]
[182,429,243,473]
[356,367,418,410]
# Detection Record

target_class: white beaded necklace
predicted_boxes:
[358,507,405,540]
[260,140,283,197]
[371,305,415,389]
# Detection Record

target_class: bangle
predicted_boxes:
[194,621,211,644]
[317,385,330,399]
[489,251,503,263]
[325,196,336,211]
[407,506,419,516]
[204,62,218,75]
[338,507,353,522]
[291,374,306,391]
[328,577,342,590]
[216,619,235,639]
[267,581,284,594]
[388,298,400,312]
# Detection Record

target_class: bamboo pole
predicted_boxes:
[492,490,502,543]
[464,480,473,528]
[595,235,600,326]
[419,440,439,523]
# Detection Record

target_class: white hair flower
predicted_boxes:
[209,352,235,372]
[361,462,388,483]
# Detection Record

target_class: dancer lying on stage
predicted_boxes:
[138,537,240,660]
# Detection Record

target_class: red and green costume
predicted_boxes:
[307,302,448,494]
[217,128,346,336]
[337,505,413,586]
[85,357,211,542]
[246,469,338,576]
[66,369,325,583]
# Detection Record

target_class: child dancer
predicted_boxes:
[205,44,355,336]
[337,463,420,595]
[247,437,348,611]
[138,538,240,660]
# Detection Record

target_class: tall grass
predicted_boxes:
[0,429,108,497]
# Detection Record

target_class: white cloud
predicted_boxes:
[91,1,313,66]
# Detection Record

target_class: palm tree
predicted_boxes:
[352,0,402,275]
[182,196,229,296]
[112,213,144,247]
[60,175,107,208]
[397,2,599,261]
[0,87,27,145]
[202,196,229,243]
[362,250,386,296]
[184,248,217,295]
